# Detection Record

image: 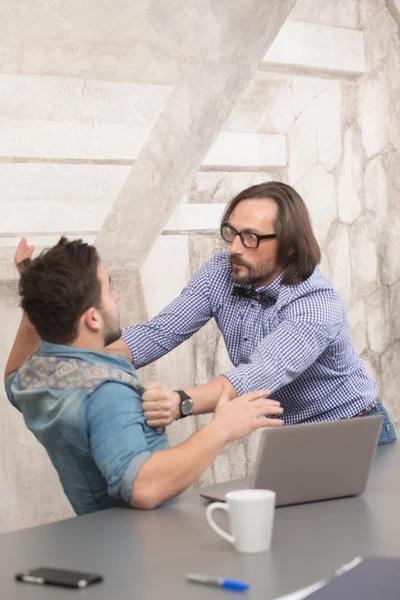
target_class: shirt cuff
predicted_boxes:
[121,326,144,368]
[222,368,250,397]
[108,450,151,504]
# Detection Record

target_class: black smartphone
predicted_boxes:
[15,567,103,589]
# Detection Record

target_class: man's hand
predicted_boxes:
[14,238,35,275]
[131,383,283,508]
[142,382,181,428]
[212,383,283,444]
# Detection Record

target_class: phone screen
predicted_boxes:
[16,567,103,588]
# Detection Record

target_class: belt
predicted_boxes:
[356,399,379,417]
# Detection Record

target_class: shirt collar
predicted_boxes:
[38,341,134,371]
[252,271,284,301]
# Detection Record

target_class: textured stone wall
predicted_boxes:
[288,0,400,428]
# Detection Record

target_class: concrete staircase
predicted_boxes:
[163,17,365,241]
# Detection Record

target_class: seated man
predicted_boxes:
[4,237,283,515]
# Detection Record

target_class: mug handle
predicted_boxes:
[206,502,234,544]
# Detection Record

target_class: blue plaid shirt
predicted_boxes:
[122,252,377,425]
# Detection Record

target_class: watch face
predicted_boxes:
[181,398,193,416]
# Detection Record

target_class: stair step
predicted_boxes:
[0,235,97,281]
[188,170,284,204]
[202,132,287,170]
[0,74,171,160]
[288,0,359,30]
[163,204,226,234]
[0,163,130,235]
[262,21,365,77]
[0,234,96,248]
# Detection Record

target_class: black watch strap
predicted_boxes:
[175,390,194,418]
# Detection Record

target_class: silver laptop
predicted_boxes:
[200,416,383,507]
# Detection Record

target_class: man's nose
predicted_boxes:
[230,234,244,254]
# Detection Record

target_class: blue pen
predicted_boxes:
[186,573,249,592]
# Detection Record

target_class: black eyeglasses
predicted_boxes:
[220,223,277,249]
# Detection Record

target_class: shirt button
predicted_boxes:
[244,338,248,342]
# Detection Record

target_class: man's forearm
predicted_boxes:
[4,313,40,380]
[185,376,237,415]
[142,376,239,428]
[131,420,227,509]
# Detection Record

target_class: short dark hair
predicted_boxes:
[19,237,101,344]
[222,181,321,285]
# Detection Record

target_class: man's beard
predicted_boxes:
[102,310,122,346]
[104,326,121,347]
[229,255,278,286]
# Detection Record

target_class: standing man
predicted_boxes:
[109,182,396,445]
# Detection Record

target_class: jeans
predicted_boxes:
[363,401,397,446]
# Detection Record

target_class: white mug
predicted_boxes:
[206,489,276,553]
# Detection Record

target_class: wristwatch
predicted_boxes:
[175,390,194,418]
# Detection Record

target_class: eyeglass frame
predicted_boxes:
[220,222,277,249]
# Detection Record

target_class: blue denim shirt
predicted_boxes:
[6,342,169,515]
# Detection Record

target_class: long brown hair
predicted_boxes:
[222,182,321,285]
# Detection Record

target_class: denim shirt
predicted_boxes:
[6,342,169,515]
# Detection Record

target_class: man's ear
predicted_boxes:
[83,307,102,333]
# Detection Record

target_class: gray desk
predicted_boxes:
[1,444,400,599]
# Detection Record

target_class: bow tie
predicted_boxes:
[232,286,275,302]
